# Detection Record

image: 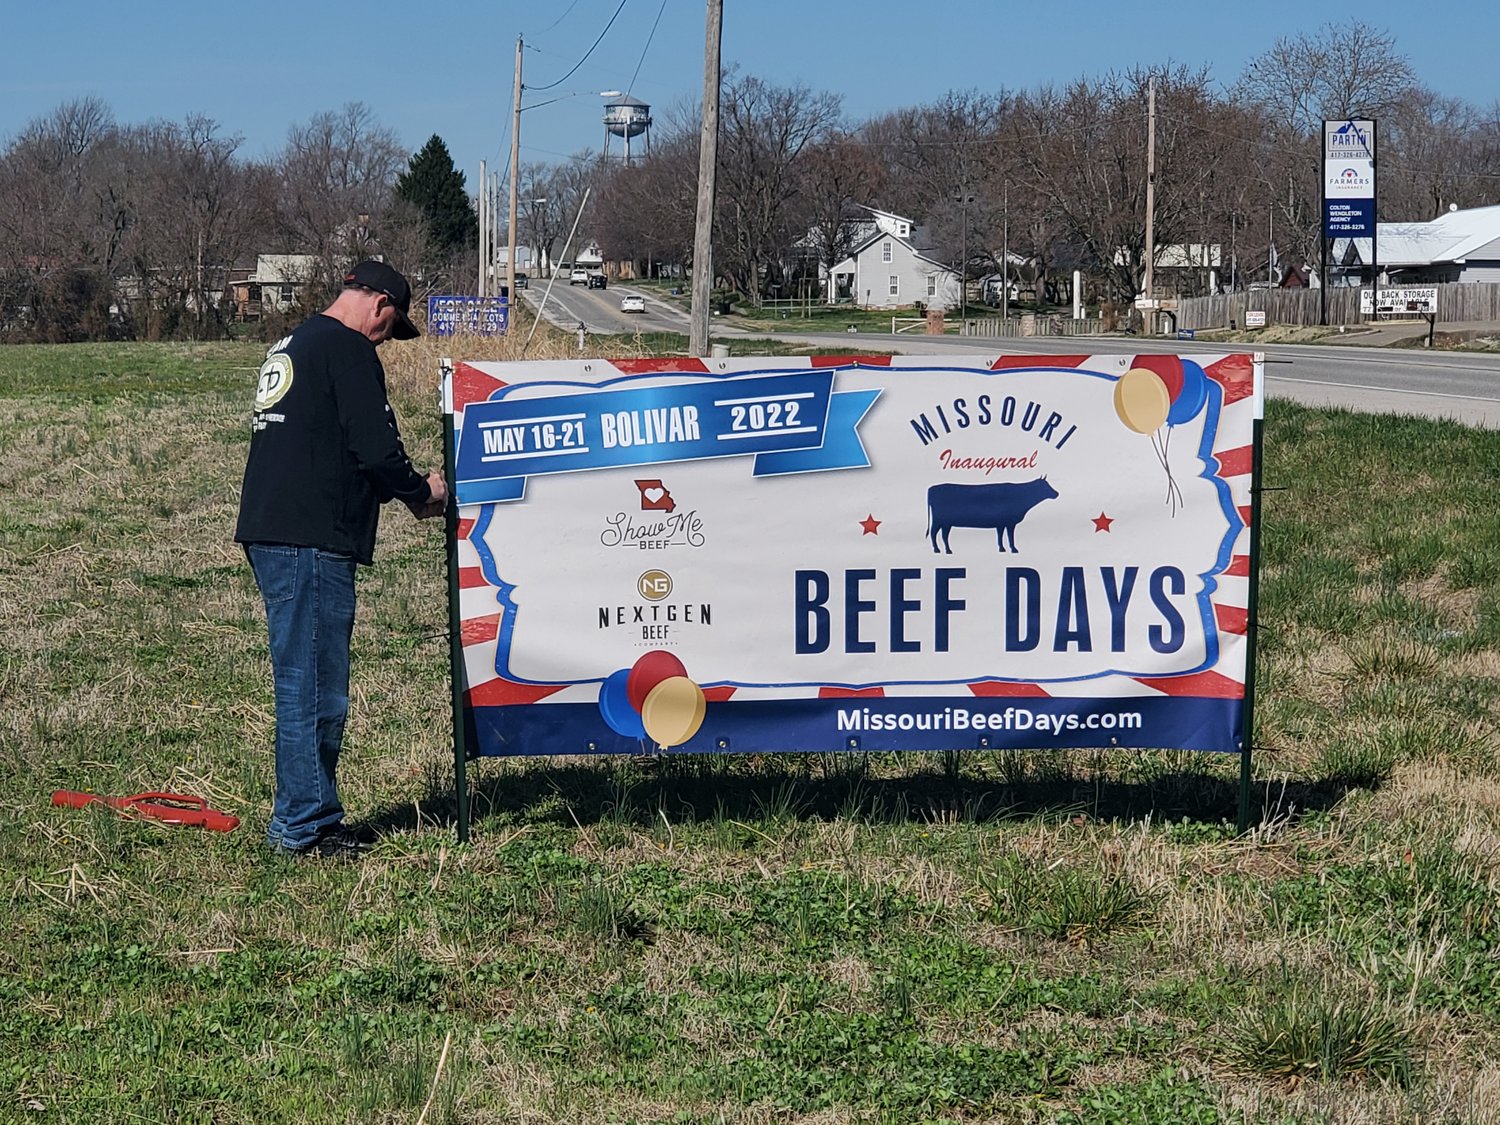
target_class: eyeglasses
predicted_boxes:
[348,282,405,309]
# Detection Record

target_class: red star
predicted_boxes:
[1092,511,1114,533]
[859,514,881,535]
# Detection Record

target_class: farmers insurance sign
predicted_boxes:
[1324,118,1376,237]
[446,354,1259,757]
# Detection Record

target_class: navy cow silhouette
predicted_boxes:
[926,478,1059,553]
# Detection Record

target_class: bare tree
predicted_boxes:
[274,102,406,289]
[795,131,885,297]
[1006,67,1230,301]
[125,115,266,338]
[714,75,842,304]
[1236,21,1418,134]
[594,126,699,277]
[0,98,136,338]
[1381,90,1491,219]
[516,162,566,272]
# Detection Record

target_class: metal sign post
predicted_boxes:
[440,361,471,843]
[1237,358,1266,833]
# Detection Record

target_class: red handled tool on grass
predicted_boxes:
[51,791,240,833]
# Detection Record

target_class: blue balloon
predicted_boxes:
[599,668,647,738]
[1167,360,1208,425]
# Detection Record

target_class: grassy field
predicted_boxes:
[3,334,1499,1124]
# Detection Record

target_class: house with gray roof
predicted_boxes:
[1339,204,1500,285]
[825,208,961,310]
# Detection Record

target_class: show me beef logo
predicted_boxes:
[600,478,706,550]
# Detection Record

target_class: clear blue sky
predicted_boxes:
[3,1,1496,187]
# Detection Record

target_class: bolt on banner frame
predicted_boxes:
[440,353,1265,841]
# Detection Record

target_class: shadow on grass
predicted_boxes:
[363,751,1363,840]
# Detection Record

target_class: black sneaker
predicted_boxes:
[307,825,373,859]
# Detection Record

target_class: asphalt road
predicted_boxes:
[746,329,1500,429]
[518,287,1500,428]
[521,278,695,336]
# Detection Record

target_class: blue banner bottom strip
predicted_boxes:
[465,697,1243,757]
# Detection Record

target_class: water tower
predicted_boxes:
[603,95,652,164]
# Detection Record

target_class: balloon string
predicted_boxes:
[1162,430,1183,512]
[1152,428,1184,515]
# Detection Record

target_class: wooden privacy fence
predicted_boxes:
[1177,283,1500,330]
[961,316,1107,338]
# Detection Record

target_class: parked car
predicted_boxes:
[513,272,528,290]
[620,293,646,313]
[569,268,589,285]
[587,273,607,290]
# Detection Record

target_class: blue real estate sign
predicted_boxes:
[427,295,508,337]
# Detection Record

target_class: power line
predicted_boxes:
[537,0,581,36]
[625,0,668,101]
[528,0,629,92]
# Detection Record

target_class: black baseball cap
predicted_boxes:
[344,260,420,340]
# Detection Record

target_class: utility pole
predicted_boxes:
[958,190,969,325]
[506,35,523,314]
[1001,180,1009,322]
[689,0,723,357]
[1367,122,1379,324]
[1268,204,1274,285]
[478,158,487,297]
[1143,74,1156,332]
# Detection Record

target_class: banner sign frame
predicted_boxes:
[441,353,1262,812]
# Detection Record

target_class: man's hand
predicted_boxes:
[405,470,448,520]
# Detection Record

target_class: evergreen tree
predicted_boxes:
[395,135,478,255]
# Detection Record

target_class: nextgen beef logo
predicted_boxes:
[600,478,707,550]
[598,569,712,642]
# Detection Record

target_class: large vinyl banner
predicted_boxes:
[447,353,1259,757]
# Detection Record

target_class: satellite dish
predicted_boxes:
[1449,203,1459,212]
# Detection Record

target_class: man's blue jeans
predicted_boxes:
[246,545,357,851]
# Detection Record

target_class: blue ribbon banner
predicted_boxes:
[454,371,880,503]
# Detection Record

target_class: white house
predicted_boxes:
[1338,204,1500,285]
[228,254,321,321]
[826,209,961,310]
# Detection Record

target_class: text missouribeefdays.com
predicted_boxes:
[835,706,1144,737]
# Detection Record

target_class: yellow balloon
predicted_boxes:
[641,676,706,748]
[1114,368,1171,434]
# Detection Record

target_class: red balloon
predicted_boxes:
[1131,354,1184,402]
[626,649,688,712]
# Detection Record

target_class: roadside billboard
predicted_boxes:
[445,353,1260,758]
[1324,119,1376,238]
[1359,287,1436,315]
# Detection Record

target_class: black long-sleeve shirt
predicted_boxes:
[235,314,429,564]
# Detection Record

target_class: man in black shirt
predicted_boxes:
[236,260,447,858]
